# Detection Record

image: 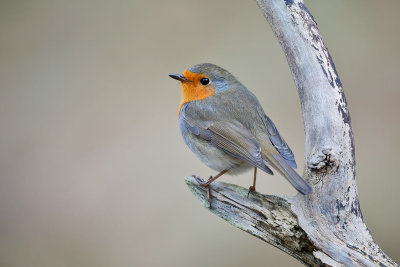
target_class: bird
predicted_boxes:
[169,63,312,200]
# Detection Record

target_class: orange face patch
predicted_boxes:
[178,70,215,116]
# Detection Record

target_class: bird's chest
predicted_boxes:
[178,105,247,172]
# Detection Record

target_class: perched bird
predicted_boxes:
[170,63,312,199]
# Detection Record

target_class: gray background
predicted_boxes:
[1,0,399,266]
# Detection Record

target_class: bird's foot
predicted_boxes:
[192,175,210,186]
[247,185,256,198]
[192,175,212,207]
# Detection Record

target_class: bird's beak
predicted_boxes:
[169,73,189,82]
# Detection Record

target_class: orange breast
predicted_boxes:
[178,70,215,116]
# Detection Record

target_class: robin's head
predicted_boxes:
[170,63,237,93]
[170,63,238,115]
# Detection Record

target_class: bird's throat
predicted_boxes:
[178,71,215,116]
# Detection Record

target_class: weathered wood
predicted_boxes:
[185,177,322,266]
[185,0,398,266]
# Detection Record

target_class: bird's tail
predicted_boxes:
[270,153,312,195]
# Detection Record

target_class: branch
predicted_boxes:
[184,0,398,266]
[185,177,322,266]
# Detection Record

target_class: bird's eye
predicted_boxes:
[200,78,210,85]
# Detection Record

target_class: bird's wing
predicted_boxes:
[258,109,297,169]
[182,116,273,174]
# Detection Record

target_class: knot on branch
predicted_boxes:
[308,147,338,171]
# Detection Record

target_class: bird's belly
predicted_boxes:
[181,130,252,175]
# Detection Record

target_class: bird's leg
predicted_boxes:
[247,167,257,197]
[192,170,228,203]
[195,170,228,187]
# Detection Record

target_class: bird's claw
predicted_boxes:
[192,175,213,187]
[191,175,212,207]
[194,176,207,186]
[247,185,256,198]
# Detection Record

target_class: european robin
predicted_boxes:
[170,63,312,199]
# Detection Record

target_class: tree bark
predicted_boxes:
[185,0,398,266]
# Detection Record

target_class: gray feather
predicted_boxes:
[258,109,297,169]
[183,116,273,175]
[208,121,273,175]
[182,117,211,141]
[272,153,312,195]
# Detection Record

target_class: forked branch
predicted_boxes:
[185,0,398,266]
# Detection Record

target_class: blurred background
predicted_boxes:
[0,0,399,266]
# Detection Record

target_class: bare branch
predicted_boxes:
[185,0,398,266]
[186,177,323,266]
